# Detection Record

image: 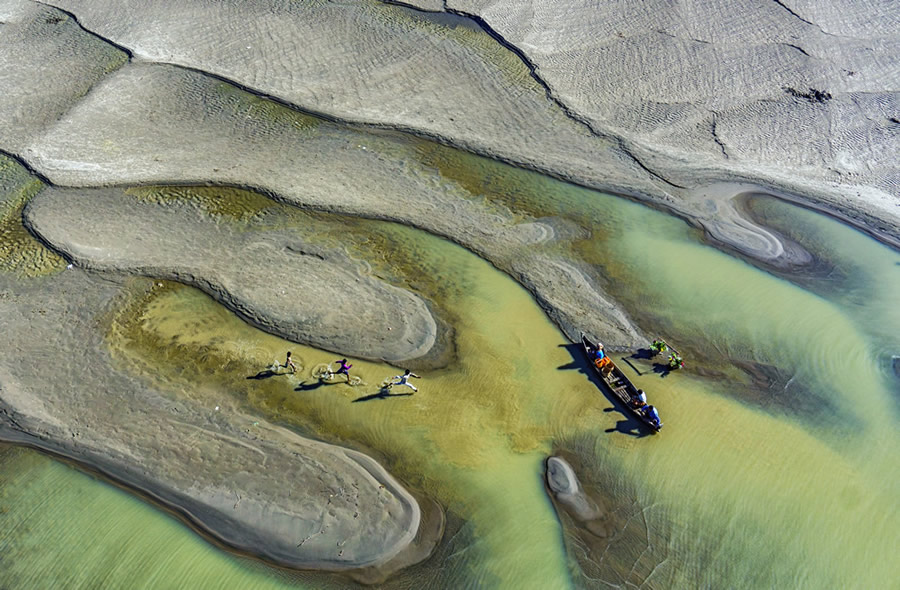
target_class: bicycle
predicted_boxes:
[311,363,362,386]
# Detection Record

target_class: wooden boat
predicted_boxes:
[581,332,662,432]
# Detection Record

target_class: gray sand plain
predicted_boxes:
[18,59,645,347]
[28,0,900,254]
[0,1,126,152]
[1,0,898,578]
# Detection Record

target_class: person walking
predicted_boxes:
[283,351,296,374]
[390,369,420,392]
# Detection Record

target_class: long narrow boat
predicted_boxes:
[581,332,662,432]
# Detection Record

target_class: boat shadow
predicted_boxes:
[558,342,651,438]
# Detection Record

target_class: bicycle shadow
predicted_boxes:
[630,347,655,360]
[295,380,331,392]
[247,369,280,380]
[651,363,674,378]
[353,388,414,402]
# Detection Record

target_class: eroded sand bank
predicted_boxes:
[24,186,438,363]
[18,60,645,347]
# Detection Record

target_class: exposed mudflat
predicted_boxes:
[23,0,899,255]
[0,0,897,580]
[0,269,422,571]
[17,59,646,347]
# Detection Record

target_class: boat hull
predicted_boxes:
[581,333,661,432]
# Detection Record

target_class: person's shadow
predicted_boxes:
[353,387,414,402]
[603,408,645,436]
[652,362,673,377]
[558,341,650,438]
[247,369,279,380]
[630,347,654,360]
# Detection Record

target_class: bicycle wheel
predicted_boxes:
[311,363,332,380]
[347,375,363,386]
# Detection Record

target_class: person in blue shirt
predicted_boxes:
[645,405,661,427]
[631,389,647,407]
[593,343,613,373]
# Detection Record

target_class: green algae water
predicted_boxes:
[0,445,303,590]
[2,178,898,589]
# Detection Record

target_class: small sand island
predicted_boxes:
[24,187,439,363]
[0,268,424,571]
[1,0,898,585]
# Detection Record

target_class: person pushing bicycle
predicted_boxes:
[327,358,353,382]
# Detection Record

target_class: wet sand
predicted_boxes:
[1,0,898,581]
[24,186,438,364]
[0,269,425,572]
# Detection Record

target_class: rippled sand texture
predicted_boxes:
[450,2,899,195]
[0,157,65,274]
[0,266,423,571]
[24,187,438,363]
[1,0,899,586]
[10,51,646,345]
[12,0,900,256]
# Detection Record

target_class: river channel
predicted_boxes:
[1,164,897,588]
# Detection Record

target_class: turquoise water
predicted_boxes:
[1,174,898,589]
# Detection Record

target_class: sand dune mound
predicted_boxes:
[0,2,127,151]
[20,60,644,346]
[25,187,438,362]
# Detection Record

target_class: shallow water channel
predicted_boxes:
[1,171,898,588]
